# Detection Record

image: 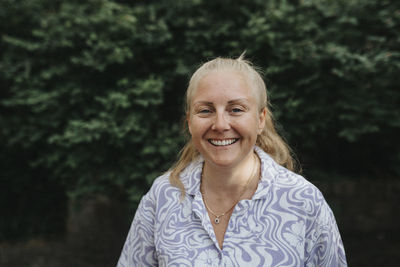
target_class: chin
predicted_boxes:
[205,155,242,168]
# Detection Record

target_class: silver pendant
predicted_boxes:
[214,217,220,224]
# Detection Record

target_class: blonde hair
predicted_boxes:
[169,54,299,197]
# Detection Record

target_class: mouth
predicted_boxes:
[208,138,239,147]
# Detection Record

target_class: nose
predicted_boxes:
[211,112,230,132]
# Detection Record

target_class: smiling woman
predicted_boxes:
[188,70,265,170]
[117,55,348,267]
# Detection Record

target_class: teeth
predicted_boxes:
[210,139,237,146]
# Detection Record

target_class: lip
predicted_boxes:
[207,138,240,147]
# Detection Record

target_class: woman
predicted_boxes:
[117,56,347,266]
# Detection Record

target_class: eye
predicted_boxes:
[199,109,212,114]
[196,108,213,116]
[231,107,244,114]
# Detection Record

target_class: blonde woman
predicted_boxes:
[117,56,347,267]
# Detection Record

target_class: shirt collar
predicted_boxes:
[252,146,281,199]
[180,156,203,197]
[180,146,282,199]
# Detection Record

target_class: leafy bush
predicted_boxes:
[1,0,399,239]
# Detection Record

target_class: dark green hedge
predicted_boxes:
[1,0,399,239]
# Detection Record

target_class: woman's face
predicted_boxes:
[188,70,266,169]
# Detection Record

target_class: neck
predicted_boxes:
[201,151,257,196]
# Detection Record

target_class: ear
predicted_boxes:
[258,107,267,134]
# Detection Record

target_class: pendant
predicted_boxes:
[214,217,220,224]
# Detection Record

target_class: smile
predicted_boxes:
[208,138,239,146]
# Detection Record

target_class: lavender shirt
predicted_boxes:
[117,147,347,266]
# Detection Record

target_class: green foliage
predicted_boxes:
[1,0,399,239]
[240,0,400,173]
[0,0,179,207]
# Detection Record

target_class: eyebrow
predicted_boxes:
[228,98,249,104]
[193,101,213,106]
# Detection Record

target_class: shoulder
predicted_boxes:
[275,167,324,204]
[132,172,182,228]
[140,157,202,207]
[142,172,181,204]
[256,146,327,217]
[255,147,347,265]
[148,172,174,194]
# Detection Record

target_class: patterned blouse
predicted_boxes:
[117,147,347,266]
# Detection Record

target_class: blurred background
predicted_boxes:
[1,0,399,266]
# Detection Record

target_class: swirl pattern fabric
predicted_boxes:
[117,147,347,267]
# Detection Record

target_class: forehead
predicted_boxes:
[191,70,254,102]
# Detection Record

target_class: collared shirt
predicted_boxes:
[117,147,347,266]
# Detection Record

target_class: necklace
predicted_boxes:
[201,153,259,225]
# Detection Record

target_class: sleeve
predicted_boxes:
[116,193,158,267]
[305,197,348,267]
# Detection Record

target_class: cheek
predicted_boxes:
[237,117,260,138]
[188,117,204,137]
[239,114,258,127]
